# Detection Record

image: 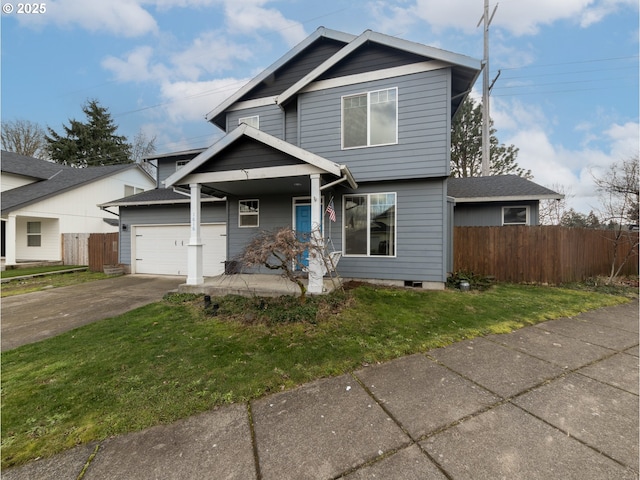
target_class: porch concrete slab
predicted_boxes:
[577,300,639,333]
[1,443,96,480]
[534,316,639,351]
[626,345,639,357]
[341,445,447,479]
[354,354,499,440]
[486,325,613,370]
[179,273,341,298]
[513,372,639,468]
[251,374,409,480]
[578,352,639,394]
[428,337,564,398]
[83,404,256,480]
[421,403,638,480]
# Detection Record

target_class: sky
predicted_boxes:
[1,0,638,215]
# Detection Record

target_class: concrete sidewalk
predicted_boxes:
[4,300,639,479]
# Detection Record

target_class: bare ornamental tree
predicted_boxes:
[592,155,639,284]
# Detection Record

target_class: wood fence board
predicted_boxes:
[454,226,639,284]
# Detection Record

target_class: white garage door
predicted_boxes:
[134,224,227,276]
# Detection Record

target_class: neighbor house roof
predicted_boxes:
[1,150,70,180]
[205,27,481,129]
[1,152,148,214]
[448,175,563,203]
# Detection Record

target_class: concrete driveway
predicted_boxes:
[1,275,185,351]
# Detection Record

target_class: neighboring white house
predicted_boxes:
[1,151,156,265]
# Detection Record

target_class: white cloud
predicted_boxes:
[373,0,637,37]
[222,0,307,46]
[170,31,254,81]
[102,46,170,83]
[159,78,250,123]
[16,0,158,36]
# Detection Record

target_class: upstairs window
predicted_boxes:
[176,160,189,171]
[342,88,397,149]
[239,199,259,227]
[239,116,259,129]
[502,206,529,225]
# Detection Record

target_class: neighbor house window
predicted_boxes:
[239,116,259,128]
[342,87,397,149]
[27,221,41,247]
[176,160,189,171]
[343,193,396,256]
[239,200,259,227]
[124,185,145,196]
[502,206,529,225]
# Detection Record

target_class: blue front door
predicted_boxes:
[295,204,311,268]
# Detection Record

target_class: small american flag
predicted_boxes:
[326,198,336,222]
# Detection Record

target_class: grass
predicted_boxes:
[1,270,111,297]
[1,282,635,469]
[0,265,87,278]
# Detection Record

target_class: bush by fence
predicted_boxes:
[454,226,639,284]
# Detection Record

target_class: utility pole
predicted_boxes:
[478,0,498,176]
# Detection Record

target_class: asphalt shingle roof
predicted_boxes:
[101,188,222,207]
[1,150,70,180]
[1,151,138,214]
[448,175,562,201]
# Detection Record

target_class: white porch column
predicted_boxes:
[5,215,17,266]
[186,183,204,285]
[308,173,324,294]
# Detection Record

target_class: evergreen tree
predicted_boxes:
[451,98,531,178]
[45,99,132,167]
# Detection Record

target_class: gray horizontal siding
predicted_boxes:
[327,180,448,283]
[118,203,227,266]
[454,201,540,227]
[299,69,451,182]
[226,105,283,138]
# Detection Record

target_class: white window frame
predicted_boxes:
[124,185,145,196]
[176,160,190,171]
[502,206,530,225]
[342,192,397,257]
[239,115,259,129]
[239,199,259,228]
[27,221,41,247]
[341,87,398,150]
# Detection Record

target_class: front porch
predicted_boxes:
[178,273,343,298]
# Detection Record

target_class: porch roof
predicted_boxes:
[163,124,357,196]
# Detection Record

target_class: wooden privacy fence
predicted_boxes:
[62,233,90,266]
[454,226,639,284]
[87,232,119,272]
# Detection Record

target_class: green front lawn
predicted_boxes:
[1,283,633,468]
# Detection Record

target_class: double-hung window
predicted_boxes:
[239,200,259,227]
[27,221,41,247]
[342,87,397,149]
[343,193,396,256]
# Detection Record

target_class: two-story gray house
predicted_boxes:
[103,27,481,292]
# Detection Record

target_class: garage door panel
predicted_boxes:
[134,224,226,276]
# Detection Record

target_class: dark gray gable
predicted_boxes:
[318,42,427,80]
[239,37,347,101]
[191,137,304,174]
